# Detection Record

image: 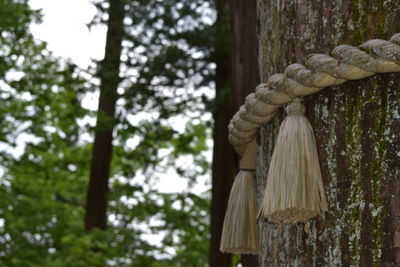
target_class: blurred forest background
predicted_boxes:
[0,0,255,266]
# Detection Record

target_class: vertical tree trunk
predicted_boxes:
[255,0,400,266]
[230,0,259,108]
[85,0,125,230]
[230,0,259,266]
[210,0,260,265]
[210,0,235,266]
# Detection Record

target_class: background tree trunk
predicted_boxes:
[230,0,259,108]
[85,0,125,230]
[230,0,259,266]
[210,0,260,266]
[210,0,235,266]
[255,0,400,266]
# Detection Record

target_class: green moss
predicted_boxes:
[347,0,392,44]
[256,0,400,264]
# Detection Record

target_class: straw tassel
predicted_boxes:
[220,140,258,254]
[259,99,328,223]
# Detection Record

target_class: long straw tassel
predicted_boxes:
[259,99,328,223]
[220,140,258,254]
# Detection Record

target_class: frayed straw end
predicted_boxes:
[259,101,328,224]
[220,170,259,254]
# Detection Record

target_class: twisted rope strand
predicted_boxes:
[229,33,400,154]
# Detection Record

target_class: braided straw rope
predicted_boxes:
[229,33,400,154]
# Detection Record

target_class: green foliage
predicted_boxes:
[0,0,217,266]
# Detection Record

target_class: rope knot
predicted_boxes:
[285,99,305,115]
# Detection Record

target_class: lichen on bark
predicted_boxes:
[255,0,400,266]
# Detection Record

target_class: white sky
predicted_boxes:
[29,0,107,69]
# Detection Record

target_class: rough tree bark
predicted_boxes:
[255,0,400,266]
[85,0,125,230]
[210,0,235,266]
[230,0,259,266]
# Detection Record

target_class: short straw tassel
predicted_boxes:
[259,99,328,223]
[220,140,259,254]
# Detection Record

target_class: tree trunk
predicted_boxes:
[230,0,259,108]
[256,0,400,266]
[210,0,260,265]
[230,0,259,266]
[210,0,235,266]
[85,0,125,230]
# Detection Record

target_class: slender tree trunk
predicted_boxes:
[230,0,259,266]
[256,0,400,266]
[210,0,235,266]
[85,0,125,230]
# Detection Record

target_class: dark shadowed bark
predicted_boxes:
[256,0,400,266]
[85,0,125,231]
[210,0,235,266]
[230,0,259,108]
[230,0,259,266]
[210,0,260,265]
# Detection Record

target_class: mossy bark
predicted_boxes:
[255,0,400,266]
